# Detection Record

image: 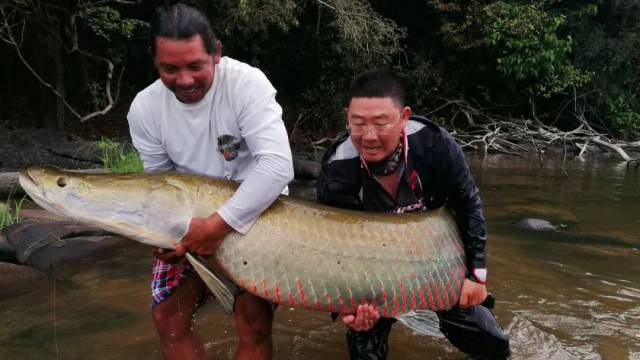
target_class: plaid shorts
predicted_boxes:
[150,258,276,311]
[150,258,194,307]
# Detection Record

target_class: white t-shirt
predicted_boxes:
[127,56,294,234]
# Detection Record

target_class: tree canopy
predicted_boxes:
[1,0,638,142]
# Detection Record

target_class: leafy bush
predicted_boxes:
[483,1,590,97]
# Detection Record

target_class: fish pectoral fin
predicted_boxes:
[185,252,240,315]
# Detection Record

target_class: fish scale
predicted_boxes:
[19,167,466,316]
[219,200,465,314]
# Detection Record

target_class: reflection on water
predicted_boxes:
[1,154,638,359]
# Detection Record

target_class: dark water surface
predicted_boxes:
[1,154,638,359]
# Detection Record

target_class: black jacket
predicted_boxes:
[316,116,487,275]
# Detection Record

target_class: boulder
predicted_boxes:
[3,220,127,272]
[514,218,567,232]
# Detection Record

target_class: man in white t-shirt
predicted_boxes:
[127,4,293,359]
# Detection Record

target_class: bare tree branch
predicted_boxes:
[427,96,640,163]
[0,4,125,123]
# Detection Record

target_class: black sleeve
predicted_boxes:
[316,159,363,210]
[316,164,332,205]
[441,132,487,273]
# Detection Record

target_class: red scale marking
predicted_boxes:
[287,292,297,307]
[324,291,335,312]
[296,280,309,308]
[338,296,349,314]
[392,288,399,318]
[251,281,257,294]
[447,279,456,308]
[418,286,427,308]
[314,300,324,311]
[410,289,416,309]
[381,287,389,317]
[428,273,442,309]
[457,265,465,280]
[440,273,451,308]
[399,280,408,313]
[262,280,269,299]
[274,285,282,303]
[447,265,461,304]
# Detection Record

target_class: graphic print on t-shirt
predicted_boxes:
[217,134,241,161]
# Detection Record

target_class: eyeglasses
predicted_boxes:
[346,118,400,136]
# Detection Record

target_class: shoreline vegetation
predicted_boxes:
[0,191,25,231]
[0,1,637,156]
[97,138,143,173]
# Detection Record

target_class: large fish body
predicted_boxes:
[19,167,466,316]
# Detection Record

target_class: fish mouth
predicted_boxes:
[18,168,42,196]
[17,167,51,212]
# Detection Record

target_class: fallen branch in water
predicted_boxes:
[430,97,639,163]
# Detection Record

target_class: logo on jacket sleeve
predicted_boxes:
[217,135,240,161]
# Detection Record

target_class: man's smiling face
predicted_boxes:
[154,34,220,103]
[346,97,410,163]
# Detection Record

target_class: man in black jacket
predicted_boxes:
[317,70,510,359]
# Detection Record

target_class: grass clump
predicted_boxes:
[0,192,26,231]
[97,138,143,173]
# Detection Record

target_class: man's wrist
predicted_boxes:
[209,213,234,236]
[469,268,487,284]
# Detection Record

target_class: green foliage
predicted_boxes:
[232,0,299,32]
[483,1,590,97]
[568,0,640,134]
[97,138,143,173]
[428,0,486,51]
[605,96,640,134]
[2,0,639,139]
[0,193,26,231]
[79,5,148,42]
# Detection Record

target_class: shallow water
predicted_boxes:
[1,153,638,359]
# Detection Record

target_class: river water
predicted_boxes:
[1,153,638,359]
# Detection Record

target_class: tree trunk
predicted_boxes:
[44,33,65,130]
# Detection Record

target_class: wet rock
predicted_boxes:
[514,218,566,232]
[0,231,16,263]
[3,220,127,272]
[0,172,20,197]
[0,262,47,296]
[0,129,102,173]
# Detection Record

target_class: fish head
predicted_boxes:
[18,167,191,249]
[19,166,77,216]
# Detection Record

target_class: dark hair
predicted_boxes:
[346,70,405,108]
[149,3,217,56]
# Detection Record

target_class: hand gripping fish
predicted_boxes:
[19,167,466,317]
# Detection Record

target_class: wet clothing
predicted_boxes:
[150,258,214,307]
[317,116,510,359]
[150,258,190,307]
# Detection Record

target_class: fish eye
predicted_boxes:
[57,177,67,188]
